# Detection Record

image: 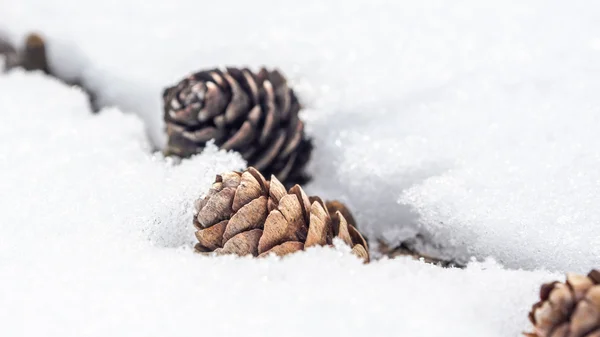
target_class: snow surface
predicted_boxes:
[1,0,600,334]
[3,0,600,272]
[0,70,557,336]
[2,0,600,273]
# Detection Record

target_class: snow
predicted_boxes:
[3,0,599,272]
[1,0,600,335]
[0,67,555,337]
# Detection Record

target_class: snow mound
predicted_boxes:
[311,73,600,272]
[0,69,245,251]
[3,0,598,272]
[0,69,557,337]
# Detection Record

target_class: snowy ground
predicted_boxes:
[1,0,599,336]
[0,71,556,337]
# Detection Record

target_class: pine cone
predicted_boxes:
[0,35,18,72]
[527,270,600,337]
[163,67,312,186]
[377,239,463,268]
[193,167,369,262]
[21,33,49,74]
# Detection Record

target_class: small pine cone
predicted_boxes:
[0,35,18,72]
[21,33,50,74]
[527,270,600,337]
[193,167,369,262]
[163,67,312,186]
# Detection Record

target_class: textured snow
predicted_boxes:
[1,0,600,334]
[0,0,597,271]
[0,70,557,337]
[3,0,600,273]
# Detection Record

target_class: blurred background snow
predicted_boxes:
[1,0,600,335]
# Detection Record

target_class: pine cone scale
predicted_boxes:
[277,194,307,233]
[351,244,370,262]
[570,297,600,337]
[257,209,300,254]
[550,324,569,337]
[231,171,264,211]
[195,220,228,251]
[222,72,251,123]
[275,153,297,182]
[348,224,368,250]
[569,274,596,301]
[197,186,236,227]
[221,196,268,242]
[280,121,304,159]
[258,241,304,258]
[226,68,259,107]
[200,85,224,121]
[217,229,263,256]
[335,212,354,247]
[252,131,286,171]
[589,271,600,284]
[258,81,277,145]
[186,126,221,143]
[220,120,255,151]
[288,184,312,224]
[306,202,332,247]
[268,176,287,207]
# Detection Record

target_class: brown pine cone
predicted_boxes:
[21,33,50,74]
[193,167,369,262]
[163,67,312,186]
[527,270,600,337]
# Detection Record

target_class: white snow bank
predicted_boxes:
[0,70,556,337]
[311,72,600,272]
[3,0,599,272]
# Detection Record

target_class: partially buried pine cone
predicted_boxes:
[527,270,600,337]
[0,35,18,72]
[0,33,49,73]
[21,33,50,74]
[193,167,369,262]
[163,67,312,186]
